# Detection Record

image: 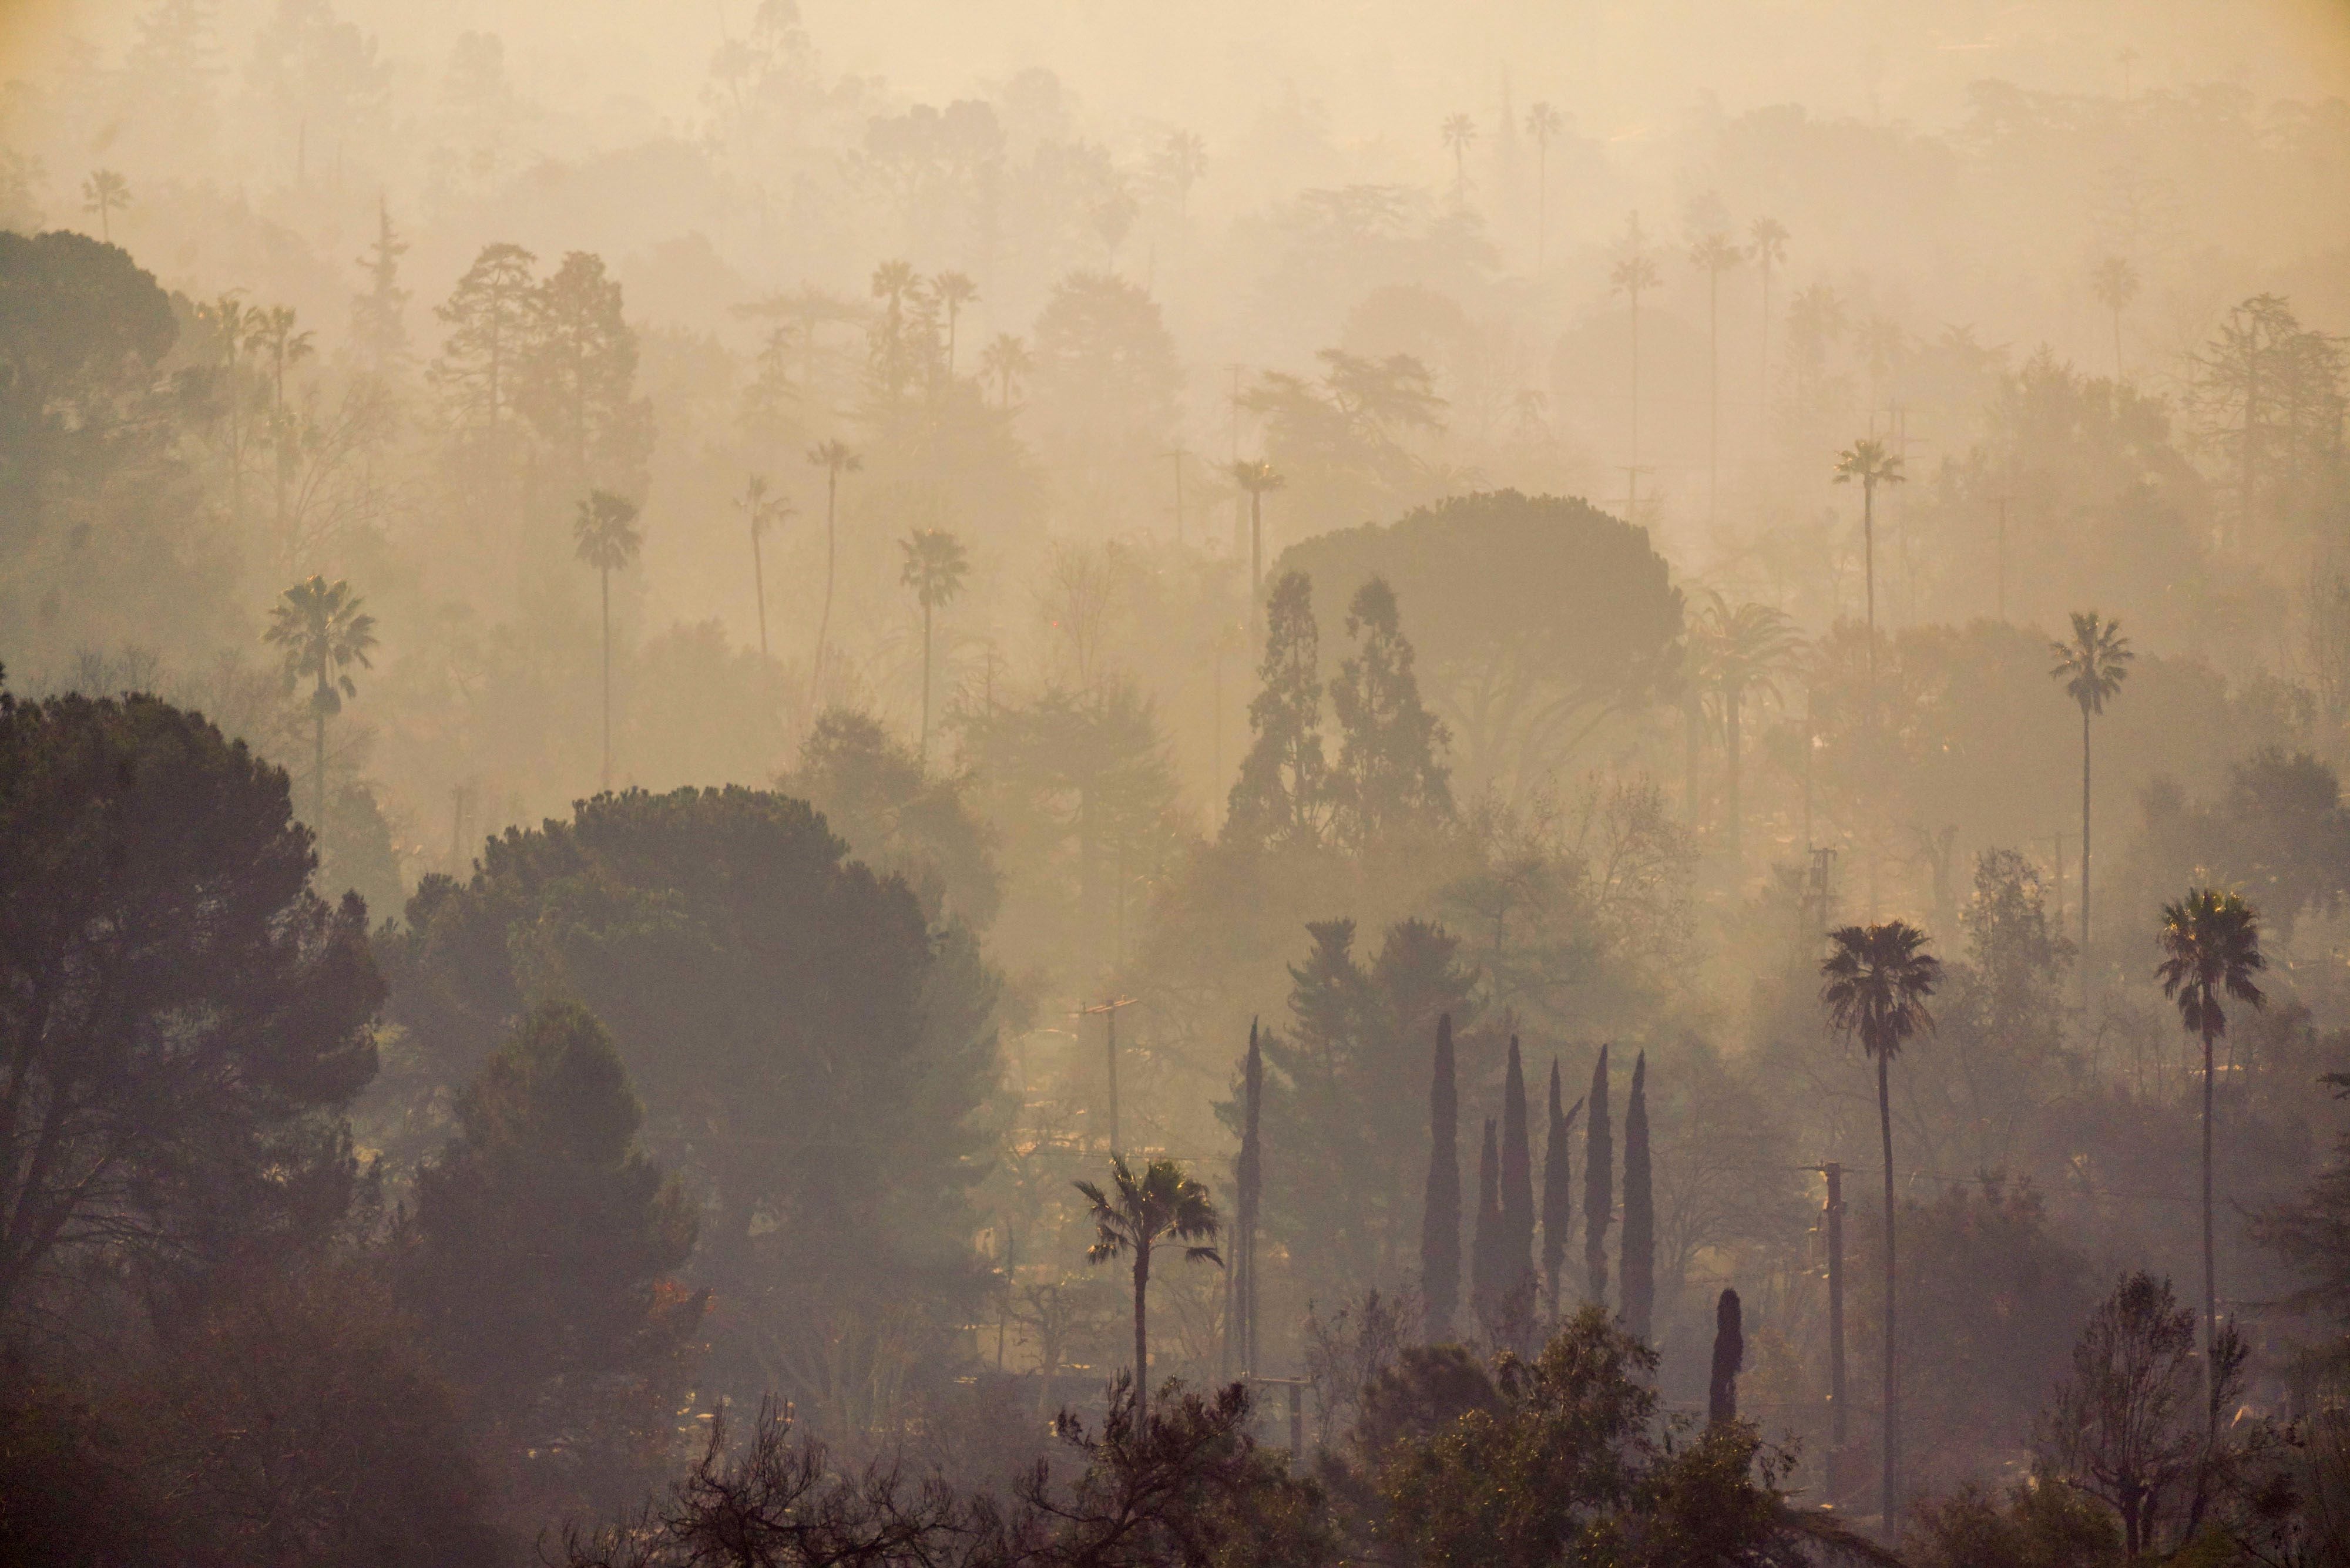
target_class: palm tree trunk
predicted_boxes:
[1878,1050,1899,1529]
[920,600,934,760]
[751,528,769,662]
[1863,482,1880,919]
[1708,268,1720,527]
[313,700,327,841]
[1249,492,1263,634]
[1133,1243,1152,1423]
[2081,707,2093,1023]
[813,469,837,711]
[2203,1016,2217,1406]
[600,565,613,791]
[1727,686,1743,862]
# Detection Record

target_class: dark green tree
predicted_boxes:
[1821,919,1942,1525]
[1225,570,1327,851]
[1330,575,1453,850]
[408,1000,701,1515]
[1620,1049,1653,1342]
[1499,1037,1536,1334]
[521,249,653,493]
[1076,1155,1221,1422]
[1707,1288,1744,1427]
[1584,1045,1613,1309]
[1471,1116,1502,1337]
[1234,1020,1264,1378]
[1422,1012,1461,1341]
[0,686,381,1320]
[1540,1059,1581,1329]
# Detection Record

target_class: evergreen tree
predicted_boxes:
[1499,1036,1536,1333]
[1330,575,1452,848]
[1584,1045,1612,1308]
[520,249,652,495]
[1224,570,1326,851]
[1708,1288,1744,1426]
[1471,1116,1502,1336]
[1234,1019,1263,1377]
[429,241,536,440]
[1622,1049,1653,1342]
[1540,1059,1581,1330]
[351,196,409,374]
[1421,1012,1461,1340]
[408,1000,701,1510]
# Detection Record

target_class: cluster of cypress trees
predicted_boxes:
[1418,1020,1654,1347]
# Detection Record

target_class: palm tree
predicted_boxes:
[2155,889,2266,1396]
[805,439,861,708]
[979,333,1032,411]
[1748,216,1789,411]
[2050,612,2133,1019]
[2090,256,2140,381]
[81,169,130,243]
[1525,103,1564,270]
[573,490,644,791]
[899,528,969,759]
[1229,459,1285,637]
[735,475,792,663]
[1820,920,1941,1528]
[1693,592,1805,862]
[1610,216,1662,484]
[1075,1155,1221,1422]
[263,576,378,836]
[245,305,314,565]
[934,271,979,375]
[1832,437,1905,704]
[1441,112,1478,202]
[1688,232,1744,527]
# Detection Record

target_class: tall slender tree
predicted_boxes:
[1610,216,1661,492]
[1540,1059,1582,1331]
[1471,1117,1502,1335]
[2050,611,2133,1020]
[736,475,791,664]
[899,528,969,760]
[2154,888,2266,1399]
[1234,1019,1264,1379]
[1584,1045,1613,1308]
[2090,256,2139,381]
[933,271,979,375]
[1421,1013,1461,1341]
[1620,1050,1654,1342]
[263,575,377,833]
[1525,102,1563,271]
[81,169,130,243]
[1821,920,1942,1527]
[1691,592,1804,863]
[979,333,1031,410]
[246,304,314,565]
[1075,1155,1220,1423]
[1708,1288,1745,1427]
[1500,1038,1536,1336]
[805,439,861,707]
[1441,112,1478,202]
[1833,437,1905,714]
[351,196,411,374]
[572,490,643,792]
[1748,216,1788,414]
[1688,231,1744,527]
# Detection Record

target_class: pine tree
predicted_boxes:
[1471,1116,1502,1336]
[1330,575,1452,848]
[1708,1288,1745,1426]
[1540,1058,1582,1331]
[1234,1018,1264,1376]
[1584,1045,1613,1308]
[429,241,536,440]
[1420,1012,1461,1340]
[350,196,409,374]
[519,249,652,495]
[1224,571,1327,851]
[408,1001,701,1494]
[1499,1036,1536,1333]
[1622,1049,1654,1342]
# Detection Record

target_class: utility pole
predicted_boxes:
[1076,997,1139,1154]
[1616,464,1654,523]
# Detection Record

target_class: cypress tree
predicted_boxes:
[1540,1059,1583,1332]
[1471,1116,1501,1335]
[1236,1018,1263,1376]
[1708,1287,1745,1427]
[1419,1012,1460,1340]
[1622,1049,1654,1342]
[1499,1037,1536,1324]
[1584,1045,1613,1308]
